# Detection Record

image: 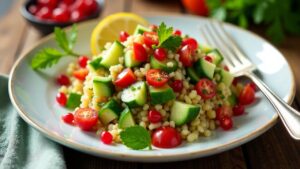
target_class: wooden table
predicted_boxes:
[1,0,300,168]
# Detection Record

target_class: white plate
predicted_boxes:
[9,15,295,162]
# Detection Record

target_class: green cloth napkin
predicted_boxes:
[0,75,66,169]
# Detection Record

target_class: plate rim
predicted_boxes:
[8,14,296,161]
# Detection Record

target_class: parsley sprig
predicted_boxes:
[31,25,80,70]
[157,22,182,51]
[120,126,152,150]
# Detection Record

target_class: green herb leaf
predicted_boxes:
[31,48,64,70]
[157,22,182,51]
[69,24,78,50]
[54,27,70,53]
[160,36,182,51]
[120,126,152,150]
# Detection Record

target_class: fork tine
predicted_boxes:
[205,22,241,68]
[214,21,252,65]
[200,26,234,70]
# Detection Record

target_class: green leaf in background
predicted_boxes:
[31,48,64,70]
[211,7,227,21]
[120,126,152,150]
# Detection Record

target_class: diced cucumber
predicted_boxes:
[198,44,213,53]
[186,67,200,84]
[124,50,141,68]
[93,76,113,98]
[66,93,82,109]
[170,101,200,126]
[98,99,123,125]
[100,41,124,68]
[133,24,150,35]
[149,84,175,105]
[220,69,234,86]
[150,56,178,73]
[227,94,237,106]
[121,81,147,108]
[119,107,135,129]
[194,58,216,79]
[88,56,104,71]
[207,49,224,65]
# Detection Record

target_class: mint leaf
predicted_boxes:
[160,36,182,51]
[54,27,70,53]
[157,22,173,46]
[31,48,64,70]
[120,126,151,150]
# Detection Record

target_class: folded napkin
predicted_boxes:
[0,75,66,169]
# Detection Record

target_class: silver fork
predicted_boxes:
[200,20,300,140]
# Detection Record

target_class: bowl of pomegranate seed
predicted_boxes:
[21,0,103,34]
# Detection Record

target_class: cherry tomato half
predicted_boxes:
[143,32,159,47]
[114,68,136,88]
[146,69,169,87]
[182,38,198,51]
[239,83,255,105]
[195,79,216,100]
[216,105,233,121]
[74,108,98,131]
[152,126,182,148]
[133,42,148,62]
[179,45,193,67]
[73,68,89,81]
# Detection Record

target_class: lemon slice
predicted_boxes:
[90,13,149,55]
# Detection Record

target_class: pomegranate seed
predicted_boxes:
[78,56,89,68]
[56,74,70,86]
[101,131,113,144]
[173,29,182,36]
[170,80,183,92]
[62,113,74,124]
[119,31,129,42]
[52,8,70,23]
[148,110,162,123]
[70,10,85,22]
[220,116,233,130]
[154,48,167,61]
[204,56,213,63]
[233,104,245,116]
[29,5,39,15]
[56,92,67,106]
[36,6,52,20]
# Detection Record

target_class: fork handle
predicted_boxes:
[245,72,300,140]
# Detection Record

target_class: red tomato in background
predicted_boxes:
[181,0,209,16]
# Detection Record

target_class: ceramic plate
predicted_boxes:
[9,15,295,162]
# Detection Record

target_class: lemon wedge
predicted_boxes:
[90,13,149,55]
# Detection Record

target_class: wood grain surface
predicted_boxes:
[0,0,300,168]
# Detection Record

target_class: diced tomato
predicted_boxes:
[73,69,89,81]
[239,84,255,105]
[133,42,148,62]
[170,80,183,92]
[249,82,257,91]
[148,110,162,123]
[143,32,159,47]
[119,31,129,42]
[182,38,198,51]
[220,116,233,130]
[154,48,167,61]
[152,127,182,148]
[233,104,245,116]
[114,68,136,88]
[74,108,98,131]
[146,69,169,87]
[179,45,193,67]
[195,79,216,100]
[78,56,89,68]
[216,105,233,121]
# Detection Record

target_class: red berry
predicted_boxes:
[56,74,70,86]
[56,92,67,106]
[119,31,129,42]
[170,80,183,92]
[78,56,89,68]
[36,6,52,20]
[154,48,167,61]
[62,113,74,124]
[148,110,162,123]
[101,131,113,144]
[173,30,182,36]
[233,104,245,116]
[70,10,85,22]
[220,116,233,130]
[52,8,70,22]
[204,56,213,63]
